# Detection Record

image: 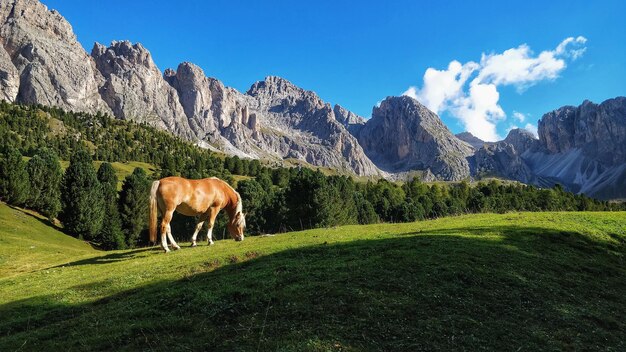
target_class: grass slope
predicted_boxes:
[0,203,95,277]
[0,209,624,351]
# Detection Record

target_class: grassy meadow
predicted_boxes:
[0,202,624,351]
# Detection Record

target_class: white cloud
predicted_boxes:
[555,36,587,59]
[524,123,538,138]
[403,36,587,142]
[403,60,479,113]
[513,111,525,122]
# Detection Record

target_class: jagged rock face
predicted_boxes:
[163,69,380,175]
[455,132,486,150]
[245,76,380,176]
[91,41,193,138]
[503,128,539,155]
[166,62,259,155]
[164,62,220,137]
[333,104,365,136]
[472,144,533,183]
[0,44,18,101]
[0,0,110,113]
[539,98,626,166]
[358,96,473,180]
[527,97,626,199]
[470,99,626,200]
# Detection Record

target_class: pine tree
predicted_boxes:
[97,163,126,250]
[60,149,104,240]
[354,192,379,225]
[119,167,151,247]
[237,179,268,234]
[26,148,62,218]
[0,145,30,206]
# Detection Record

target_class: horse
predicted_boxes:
[149,176,246,253]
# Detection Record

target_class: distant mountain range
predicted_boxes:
[1,0,624,199]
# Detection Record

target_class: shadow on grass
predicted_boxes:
[1,225,624,351]
[49,247,160,268]
[7,204,63,232]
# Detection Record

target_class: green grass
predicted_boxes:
[0,203,624,351]
[0,204,95,277]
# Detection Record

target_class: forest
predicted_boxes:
[1,102,623,249]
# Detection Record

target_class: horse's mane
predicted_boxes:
[210,177,245,227]
[232,191,246,228]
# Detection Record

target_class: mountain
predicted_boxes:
[0,0,380,176]
[0,0,111,114]
[357,96,474,181]
[333,104,366,136]
[455,132,487,150]
[528,97,626,199]
[470,129,537,183]
[0,0,624,198]
[242,76,380,175]
[472,98,626,199]
[91,41,194,139]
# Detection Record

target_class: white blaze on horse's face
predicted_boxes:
[228,211,246,241]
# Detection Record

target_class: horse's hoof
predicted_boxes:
[173,245,181,250]
[208,241,215,246]
[191,242,197,247]
[163,249,170,254]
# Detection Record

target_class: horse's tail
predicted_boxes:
[149,180,160,244]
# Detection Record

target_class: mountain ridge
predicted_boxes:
[0,0,624,198]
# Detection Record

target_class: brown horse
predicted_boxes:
[149,176,246,253]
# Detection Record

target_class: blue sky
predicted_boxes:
[43,0,625,140]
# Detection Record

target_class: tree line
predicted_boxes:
[0,102,623,250]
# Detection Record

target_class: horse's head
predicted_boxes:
[228,211,246,241]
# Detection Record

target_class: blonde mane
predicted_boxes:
[234,191,246,228]
[213,177,245,228]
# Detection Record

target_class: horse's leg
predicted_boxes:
[166,223,181,250]
[190,220,205,247]
[160,209,174,253]
[206,207,220,246]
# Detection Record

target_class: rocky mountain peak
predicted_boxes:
[91,40,193,138]
[171,62,206,82]
[504,128,539,154]
[333,104,365,136]
[248,75,296,93]
[333,104,365,125]
[357,96,473,180]
[539,97,626,165]
[92,40,153,71]
[247,76,325,109]
[0,0,111,113]
[0,0,76,43]
[455,132,486,150]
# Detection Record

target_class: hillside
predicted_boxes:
[0,202,95,277]
[0,209,624,350]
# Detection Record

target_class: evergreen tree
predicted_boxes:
[97,163,126,249]
[160,154,177,177]
[119,168,151,247]
[354,192,379,225]
[237,179,269,234]
[0,146,30,206]
[60,149,104,240]
[26,148,62,218]
[284,169,327,229]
